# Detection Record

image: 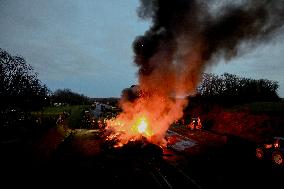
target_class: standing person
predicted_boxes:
[196,117,202,130]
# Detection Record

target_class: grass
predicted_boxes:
[33,106,73,116]
[68,105,88,129]
[32,105,89,129]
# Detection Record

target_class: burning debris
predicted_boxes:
[105,0,284,148]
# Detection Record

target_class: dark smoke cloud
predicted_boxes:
[120,85,140,103]
[134,0,284,77]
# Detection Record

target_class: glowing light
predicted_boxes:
[131,115,153,138]
[137,118,147,134]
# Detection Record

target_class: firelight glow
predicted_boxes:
[135,116,152,137]
[137,118,147,133]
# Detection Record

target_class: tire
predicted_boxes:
[256,148,264,160]
[272,151,284,166]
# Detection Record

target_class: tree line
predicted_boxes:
[196,73,280,104]
[51,88,92,105]
[0,49,95,131]
[1,48,280,114]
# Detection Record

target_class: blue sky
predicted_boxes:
[1,0,284,97]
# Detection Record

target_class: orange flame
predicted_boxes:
[105,91,188,147]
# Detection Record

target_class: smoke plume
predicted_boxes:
[133,0,284,95]
[110,0,284,146]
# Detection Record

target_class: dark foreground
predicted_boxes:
[1,128,283,188]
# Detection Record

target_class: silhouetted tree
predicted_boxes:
[197,73,279,104]
[51,88,91,105]
[0,48,50,111]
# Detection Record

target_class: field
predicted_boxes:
[32,105,89,129]
[228,101,284,115]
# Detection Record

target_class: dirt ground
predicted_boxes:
[1,125,283,188]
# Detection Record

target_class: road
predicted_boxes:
[1,127,283,188]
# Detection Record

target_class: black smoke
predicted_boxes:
[133,0,284,76]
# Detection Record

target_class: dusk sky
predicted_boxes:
[1,0,284,97]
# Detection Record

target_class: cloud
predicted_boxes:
[210,35,284,96]
[0,0,149,97]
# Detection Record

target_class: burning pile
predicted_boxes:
[105,90,186,147]
[105,0,284,147]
